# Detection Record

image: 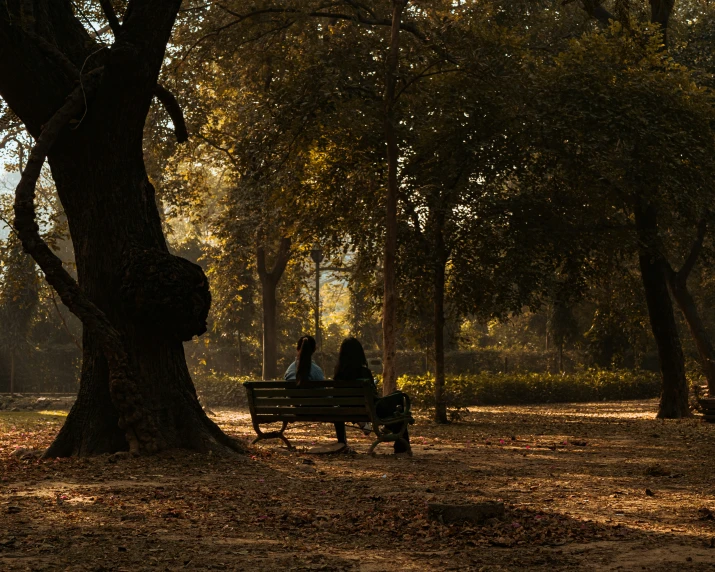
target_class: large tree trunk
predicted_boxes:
[0,2,242,456]
[44,131,236,456]
[257,238,291,380]
[261,280,278,380]
[433,227,448,424]
[381,0,407,396]
[634,202,690,418]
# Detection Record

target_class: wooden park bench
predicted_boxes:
[243,379,414,455]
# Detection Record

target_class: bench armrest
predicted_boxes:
[373,391,413,423]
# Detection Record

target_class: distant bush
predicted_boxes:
[193,373,251,408]
[397,370,661,407]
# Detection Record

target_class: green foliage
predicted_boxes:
[193,372,252,408]
[398,370,661,408]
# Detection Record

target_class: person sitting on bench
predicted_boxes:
[334,337,411,454]
[284,335,346,448]
[283,335,324,383]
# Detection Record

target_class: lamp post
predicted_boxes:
[310,246,324,351]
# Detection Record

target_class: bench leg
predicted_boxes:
[368,420,411,456]
[251,421,293,450]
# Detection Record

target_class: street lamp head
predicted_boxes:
[310,246,324,264]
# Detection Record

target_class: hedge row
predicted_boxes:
[193,370,662,408]
[396,370,661,407]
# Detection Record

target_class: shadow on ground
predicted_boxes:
[2,400,715,571]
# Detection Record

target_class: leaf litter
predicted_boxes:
[2,400,715,570]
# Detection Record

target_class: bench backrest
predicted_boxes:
[243,380,375,423]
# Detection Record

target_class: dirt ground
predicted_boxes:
[2,399,715,571]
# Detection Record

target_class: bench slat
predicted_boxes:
[254,397,365,406]
[254,414,371,423]
[254,406,368,416]
[252,388,367,398]
[244,380,369,389]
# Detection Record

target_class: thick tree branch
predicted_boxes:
[650,0,675,31]
[99,0,122,36]
[96,0,182,143]
[678,215,709,282]
[257,237,292,284]
[256,245,268,281]
[153,84,189,143]
[0,9,80,135]
[271,237,292,278]
[25,31,81,81]
[563,0,614,26]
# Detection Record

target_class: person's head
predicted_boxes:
[295,335,317,383]
[334,337,368,379]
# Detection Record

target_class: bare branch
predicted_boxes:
[393,63,461,103]
[195,133,239,166]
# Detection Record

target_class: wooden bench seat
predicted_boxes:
[243,380,414,455]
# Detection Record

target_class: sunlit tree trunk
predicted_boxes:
[382,0,408,396]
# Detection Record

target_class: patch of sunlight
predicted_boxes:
[37,410,68,417]
[475,401,659,420]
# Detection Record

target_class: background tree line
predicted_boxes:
[2,0,715,425]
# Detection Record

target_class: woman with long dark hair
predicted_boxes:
[283,335,323,383]
[334,337,411,454]
[333,337,372,382]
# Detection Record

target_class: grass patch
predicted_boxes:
[398,370,661,408]
[0,411,66,433]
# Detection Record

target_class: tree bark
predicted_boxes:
[237,332,244,376]
[10,351,15,396]
[649,0,675,44]
[381,0,407,396]
[670,279,715,394]
[257,238,291,380]
[634,202,690,418]
[433,220,448,424]
[579,0,674,45]
[665,216,715,394]
[0,2,243,456]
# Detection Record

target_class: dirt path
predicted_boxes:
[2,400,715,571]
